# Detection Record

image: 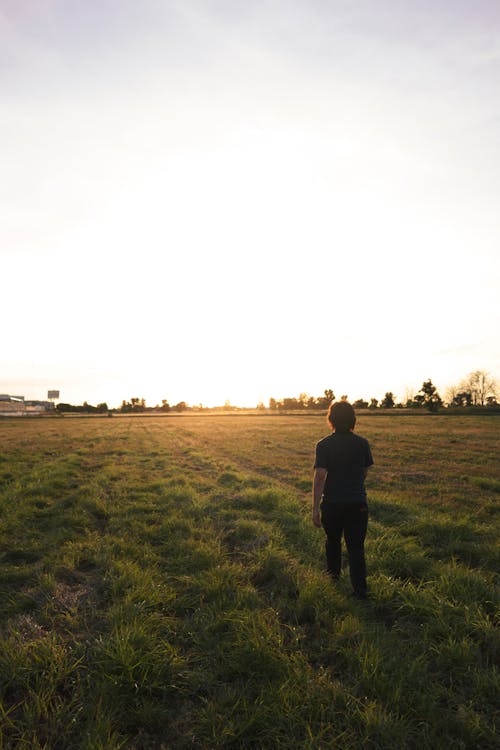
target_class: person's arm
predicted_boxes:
[312,468,327,527]
[363,441,374,479]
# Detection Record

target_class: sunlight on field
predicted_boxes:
[0,414,498,748]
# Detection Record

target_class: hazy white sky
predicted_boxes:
[2,0,499,407]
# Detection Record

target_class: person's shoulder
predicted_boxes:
[316,434,334,449]
[352,433,371,447]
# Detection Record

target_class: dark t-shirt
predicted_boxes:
[314,431,373,504]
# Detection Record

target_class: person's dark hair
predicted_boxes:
[327,401,356,433]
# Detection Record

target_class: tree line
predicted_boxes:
[55,398,189,414]
[268,371,498,413]
[54,370,497,414]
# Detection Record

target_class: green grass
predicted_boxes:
[0,414,498,748]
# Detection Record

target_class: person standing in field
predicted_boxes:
[312,401,373,599]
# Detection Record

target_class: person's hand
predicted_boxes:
[312,508,322,528]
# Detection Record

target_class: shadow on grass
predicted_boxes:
[368,497,414,525]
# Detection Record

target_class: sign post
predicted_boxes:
[47,390,60,409]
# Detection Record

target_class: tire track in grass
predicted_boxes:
[147,429,340,745]
[136,419,322,570]
[122,416,313,490]
[132,420,397,743]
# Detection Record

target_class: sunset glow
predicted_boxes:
[2,1,499,407]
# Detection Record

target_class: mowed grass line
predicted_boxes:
[0,415,498,749]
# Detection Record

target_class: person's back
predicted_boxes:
[312,401,373,599]
[315,431,371,504]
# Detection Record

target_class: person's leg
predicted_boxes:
[321,502,344,579]
[343,505,368,596]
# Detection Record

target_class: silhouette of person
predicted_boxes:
[312,401,373,598]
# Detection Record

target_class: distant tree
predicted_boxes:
[129,397,146,413]
[56,402,79,413]
[281,397,300,410]
[340,395,349,402]
[96,403,108,413]
[444,385,458,407]
[307,396,318,409]
[460,371,497,406]
[269,397,278,411]
[381,392,395,409]
[317,389,335,409]
[413,393,425,408]
[404,388,416,406]
[353,399,369,409]
[160,399,170,412]
[120,400,132,413]
[257,401,266,411]
[369,398,378,409]
[450,391,473,408]
[298,393,309,409]
[173,401,188,412]
[416,379,443,412]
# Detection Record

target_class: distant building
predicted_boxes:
[0,395,25,415]
[26,400,55,413]
[0,395,54,416]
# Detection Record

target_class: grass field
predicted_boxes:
[0,413,498,749]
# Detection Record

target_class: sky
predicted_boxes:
[1,0,499,408]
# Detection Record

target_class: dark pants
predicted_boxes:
[321,501,368,595]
